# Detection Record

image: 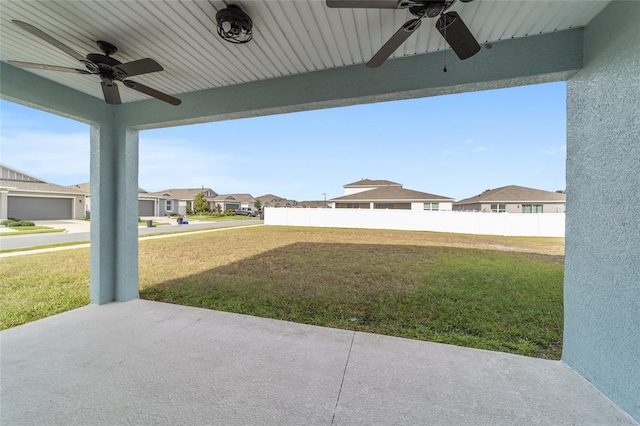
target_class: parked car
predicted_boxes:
[235,207,258,217]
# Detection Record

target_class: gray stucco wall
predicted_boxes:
[564,1,640,421]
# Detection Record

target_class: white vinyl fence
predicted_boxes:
[264,208,565,237]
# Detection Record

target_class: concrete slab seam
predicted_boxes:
[331,331,356,425]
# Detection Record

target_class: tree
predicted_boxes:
[194,192,208,214]
[254,199,262,210]
[215,203,222,214]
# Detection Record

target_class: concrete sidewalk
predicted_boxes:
[1,300,636,425]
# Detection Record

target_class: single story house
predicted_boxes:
[212,193,256,212]
[256,194,300,208]
[0,164,87,220]
[453,185,566,213]
[69,183,179,218]
[330,179,454,211]
[138,189,179,217]
[156,188,217,215]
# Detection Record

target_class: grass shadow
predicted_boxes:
[140,241,564,359]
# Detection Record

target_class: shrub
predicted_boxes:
[2,219,35,227]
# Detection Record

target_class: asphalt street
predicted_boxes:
[0,220,262,250]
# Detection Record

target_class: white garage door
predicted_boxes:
[138,200,155,216]
[8,196,73,220]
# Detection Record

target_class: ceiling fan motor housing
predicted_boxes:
[216,5,253,44]
[410,1,454,18]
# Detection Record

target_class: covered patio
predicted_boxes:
[1,0,638,423]
[2,299,636,425]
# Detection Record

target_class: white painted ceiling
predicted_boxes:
[0,0,610,104]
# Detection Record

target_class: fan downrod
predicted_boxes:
[96,40,117,56]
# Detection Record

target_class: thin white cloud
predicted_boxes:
[138,136,252,192]
[539,145,567,155]
[465,139,475,144]
[473,146,488,152]
[441,150,453,155]
[0,130,90,182]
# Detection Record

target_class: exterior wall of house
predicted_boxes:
[343,187,375,196]
[335,202,370,209]
[564,1,640,420]
[454,202,565,213]
[411,201,453,211]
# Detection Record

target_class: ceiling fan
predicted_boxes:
[7,20,181,106]
[326,0,481,68]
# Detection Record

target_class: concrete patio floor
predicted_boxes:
[1,300,636,425]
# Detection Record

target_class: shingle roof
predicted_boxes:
[213,193,255,203]
[343,179,402,188]
[455,185,566,204]
[1,179,87,195]
[331,187,453,201]
[156,188,218,200]
[68,182,91,193]
[256,194,286,203]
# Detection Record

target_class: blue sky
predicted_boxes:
[0,81,566,201]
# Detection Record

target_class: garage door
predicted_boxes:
[139,200,155,216]
[8,196,73,220]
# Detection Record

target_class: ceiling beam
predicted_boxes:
[0,62,109,124]
[120,28,583,130]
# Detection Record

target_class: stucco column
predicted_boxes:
[0,189,8,220]
[89,112,139,304]
[564,1,639,420]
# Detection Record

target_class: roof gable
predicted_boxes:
[1,164,48,183]
[1,178,87,195]
[332,186,453,202]
[455,185,566,204]
[344,179,402,188]
[156,188,218,200]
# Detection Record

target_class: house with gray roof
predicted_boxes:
[331,179,454,211]
[453,185,566,213]
[256,194,299,208]
[155,188,217,215]
[68,184,180,217]
[1,164,87,220]
[212,193,256,212]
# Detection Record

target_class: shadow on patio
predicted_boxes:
[1,299,636,425]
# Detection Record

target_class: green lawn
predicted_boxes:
[0,226,65,236]
[0,226,564,359]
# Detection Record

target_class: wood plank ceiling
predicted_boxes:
[0,0,610,104]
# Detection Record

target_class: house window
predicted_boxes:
[522,204,543,213]
[165,200,173,211]
[424,202,439,211]
[374,203,394,209]
[490,204,506,213]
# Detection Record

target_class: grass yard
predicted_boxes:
[0,226,65,236]
[0,226,565,359]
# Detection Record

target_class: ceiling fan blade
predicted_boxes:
[8,60,92,74]
[113,58,163,79]
[123,80,181,106]
[101,82,121,105]
[436,12,481,60]
[12,20,88,63]
[326,0,411,9]
[367,18,421,68]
